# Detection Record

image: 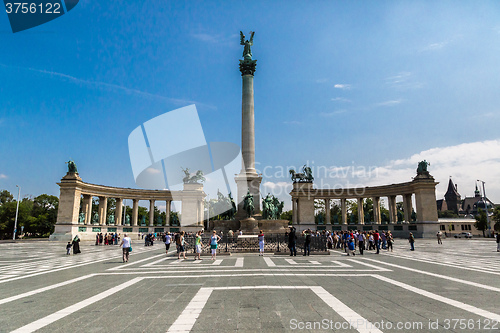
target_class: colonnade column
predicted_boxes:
[403,194,412,223]
[325,199,331,224]
[198,200,204,226]
[115,198,123,226]
[357,198,364,225]
[98,196,107,225]
[373,197,381,224]
[388,195,397,223]
[166,200,171,226]
[149,200,155,227]
[292,198,298,224]
[341,198,347,225]
[132,199,139,226]
[83,195,92,225]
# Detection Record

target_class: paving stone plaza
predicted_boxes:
[0,238,498,332]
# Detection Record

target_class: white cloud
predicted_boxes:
[145,168,161,174]
[334,84,351,90]
[376,99,403,107]
[331,97,351,102]
[420,41,448,52]
[385,72,423,90]
[320,110,347,117]
[0,174,7,179]
[362,140,500,202]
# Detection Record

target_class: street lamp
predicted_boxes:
[13,185,20,240]
[477,179,491,237]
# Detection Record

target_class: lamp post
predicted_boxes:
[13,185,20,240]
[477,180,491,237]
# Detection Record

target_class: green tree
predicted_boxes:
[280,210,293,221]
[475,209,488,237]
[492,206,500,232]
[0,190,14,205]
[26,194,59,236]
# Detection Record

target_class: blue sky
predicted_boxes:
[1,1,500,209]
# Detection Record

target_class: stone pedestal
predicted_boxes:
[291,182,315,224]
[240,217,259,233]
[235,173,262,219]
[180,183,206,227]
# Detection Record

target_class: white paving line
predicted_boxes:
[212,259,222,266]
[166,287,214,333]
[331,260,353,268]
[234,258,244,267]
[167,286,381,333]
[11,277,144,333]
[346,259,392,271]
[382,252,500,276]
[373,275,500,322]
[310,286,383,333]
[171,259,185,264]
[309,260,321,265]
[0,274,96,305]
[108,252,165,271]
[364,258,500,293]
[263,257,275,267]
[141,256,169,267]
[285,258,297,265]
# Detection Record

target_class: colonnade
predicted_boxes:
[290,174,438,225]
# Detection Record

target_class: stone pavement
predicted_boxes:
[0,238,499,332]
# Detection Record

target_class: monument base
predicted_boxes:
[210,219,290,234]
[240,217,259,233]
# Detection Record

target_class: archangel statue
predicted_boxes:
[240,31,255,60]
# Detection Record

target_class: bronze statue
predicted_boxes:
[416,160,430,175]
[240,31,255,60]
[243,190,255,218]
[289,165,314,183]
[66,160,78,173]
[78,212,85,223]
[181,167,206,184]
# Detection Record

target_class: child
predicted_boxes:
[347,237,356,256]
[66,242,72,255]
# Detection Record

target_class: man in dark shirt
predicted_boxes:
[288,226,297,256]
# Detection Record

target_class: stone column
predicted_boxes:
[292,198,298,224]
[198,200,204,226]
[149,200,155,227]
[98,196,107,225]
[83,194,92,225]
[388,196,397,223]
[166,200,171,226]
[373,197,381,224]
[235,56,262,218]
[132,199,139,226]
[325,198,331,224]
[115,198,123,226]
[55,173,82,225]
[403,194,412,223]
[341,198,347,225]
[357,198,364,225]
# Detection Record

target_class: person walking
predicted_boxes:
[436,231,443,244]
[258,230,265,256]
[72,235,81,255]
[66,242,72,255]
[496,232,500,252]
[177,231,186,260]
[210,231,221,260]
[288,226,297,256]
[373,230,380,254]
[303,229,312,256]
[386,231,394,252]
[164,232,171,255]
[347,237,356,256]
[120,233,131,263]
[408,232,415,251]
[195,231,203,260]
[357,232,365,255]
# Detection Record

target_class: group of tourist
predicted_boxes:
[95,232,120,246]
[159,230,222,260]
[321,230,400,256]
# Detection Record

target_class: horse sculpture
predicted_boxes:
[243,190,255,218]
[182,168,206,184]
[289,165,314,183]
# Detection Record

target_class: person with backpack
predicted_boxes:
[408,232,415,251]
[303,229,312,256]
[347,237,356,256]
[177,231,186,259]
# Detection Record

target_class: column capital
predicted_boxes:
[239,59,257,76]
